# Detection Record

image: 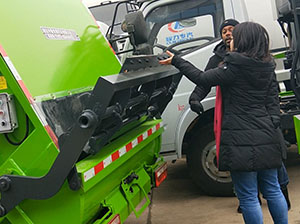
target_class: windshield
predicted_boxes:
[145,0,224,54]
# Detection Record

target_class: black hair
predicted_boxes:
[232,22,271,61]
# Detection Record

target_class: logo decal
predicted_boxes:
[168,22,184,33]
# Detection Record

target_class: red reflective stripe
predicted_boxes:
[18,80,33,103]
[137,135,143,143]
[85,123,162,182]
[108,43,116,55]
[126,142,133,152]
[112,151,120,161]
[94,162,104,175]
[108,214,121,224]
[0,47,33,104]
[0,45,7,57]
[83,3,116,55]
[91,15,98,26]
[45,125,59,149]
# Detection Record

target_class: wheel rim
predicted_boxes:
[201,140,232,183]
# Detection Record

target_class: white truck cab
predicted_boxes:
[83,0,289,196]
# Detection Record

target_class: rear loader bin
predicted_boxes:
[0,1,180,223]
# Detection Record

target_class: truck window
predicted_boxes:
[89,2,136,36]
[88,1,139,53]
[145,0,224,54]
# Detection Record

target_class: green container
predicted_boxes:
[0,1,168,223]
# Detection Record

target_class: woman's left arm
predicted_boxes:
[171,55,237,87]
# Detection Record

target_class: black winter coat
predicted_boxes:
[172,52,284,171]
[189,41,226,103]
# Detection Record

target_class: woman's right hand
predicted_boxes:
[159,50,174,65]
[230,39,234,52]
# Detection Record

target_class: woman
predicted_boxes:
[160,22,288,224]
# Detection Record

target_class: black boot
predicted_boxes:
[281,187,291,210]
[237,205,242,213]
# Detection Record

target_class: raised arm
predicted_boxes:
[170,55,237,87]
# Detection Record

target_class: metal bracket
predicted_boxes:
[0,93,18,133]
[0,77,113,216]
[121,172,150,218]
[0,57,180,216]
[120,55,161,73]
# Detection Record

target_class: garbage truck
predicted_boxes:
[0,0,180,223]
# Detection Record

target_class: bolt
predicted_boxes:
[0,177,11,192]
[70,182,79,191]
[0,205,6,217]
[129,186,134,193]
[78,110,97,129]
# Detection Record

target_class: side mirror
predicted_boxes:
[122,11,149,46]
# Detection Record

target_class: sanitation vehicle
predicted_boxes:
[0,0,181,223]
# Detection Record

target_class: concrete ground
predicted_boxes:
[125,150,300,224]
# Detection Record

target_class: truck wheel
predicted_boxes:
[186,123,234,196]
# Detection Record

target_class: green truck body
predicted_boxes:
[0,1,177,223]
[275,0,300,155]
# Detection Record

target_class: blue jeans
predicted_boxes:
[231,169,288,224]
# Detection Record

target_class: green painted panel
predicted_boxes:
[77,120,162,191]
[279,90,294,97]
[294,115,300,154]
[0,1,164,223]
[0,0,121,98]
[273,52,286,59]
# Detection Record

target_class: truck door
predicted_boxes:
[142,0,237,196]
[143,0,224,159]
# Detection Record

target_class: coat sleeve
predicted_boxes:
[266,73,280,128]
[204,54,223,71]
[189,56,216,102]
[172,55,237,87]
[205,57,218,71]
[189,85,211,103]
[266,72,280,116]
[189,55,222,102]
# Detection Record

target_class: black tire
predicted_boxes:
[186,123,234,196]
